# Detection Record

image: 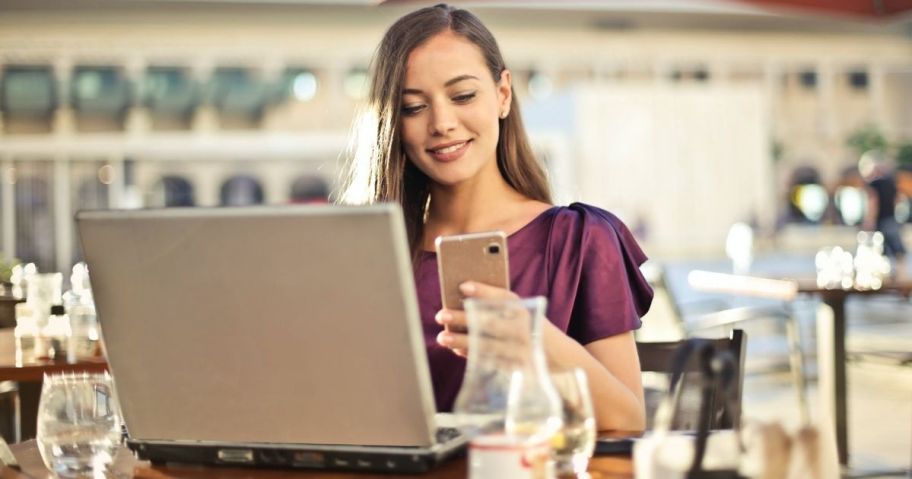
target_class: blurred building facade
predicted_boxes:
[1,1,911,270]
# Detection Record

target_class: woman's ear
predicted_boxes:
[497,69,513,117]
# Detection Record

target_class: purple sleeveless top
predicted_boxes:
[415,202,654,411]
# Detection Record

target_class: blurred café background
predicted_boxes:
[0,0,910,474]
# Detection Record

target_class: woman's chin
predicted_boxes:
[426,169,475,188]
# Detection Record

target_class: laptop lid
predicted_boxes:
[76,204,438,448]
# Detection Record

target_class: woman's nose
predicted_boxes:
[429,105,457,135]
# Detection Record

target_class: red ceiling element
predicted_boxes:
[735,0,912,18]
[380,0,912,18]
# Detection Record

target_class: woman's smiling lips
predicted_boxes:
[427,139,472,162]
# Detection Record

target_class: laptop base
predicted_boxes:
[128,439,466,474]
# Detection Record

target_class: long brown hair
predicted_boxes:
[338,3,551,259]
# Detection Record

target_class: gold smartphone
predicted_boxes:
[435,231,510,313]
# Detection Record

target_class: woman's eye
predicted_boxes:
[401,104,425,116]
[452,92,476,103]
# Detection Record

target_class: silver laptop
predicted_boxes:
[76,204,465,473]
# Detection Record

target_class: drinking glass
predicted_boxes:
[550,368,596,476]
[37,372,123,477]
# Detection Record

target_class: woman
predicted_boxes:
[340,3,653,432]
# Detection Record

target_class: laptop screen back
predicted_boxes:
[76,204,437,447]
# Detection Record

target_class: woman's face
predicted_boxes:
[399,30,512,187]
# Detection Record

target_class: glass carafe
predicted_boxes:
[454,296,562,444]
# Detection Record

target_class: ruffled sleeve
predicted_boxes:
[545,203,653,344]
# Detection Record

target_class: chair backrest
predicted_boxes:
[637,329,746,431]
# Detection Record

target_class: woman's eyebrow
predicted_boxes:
[402,74,480,95]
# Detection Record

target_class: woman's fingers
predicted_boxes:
[437,330,468,356]
[435,309,467,332]
[459,281,519,300]
[436,309,469,355]
[434,283,519,358]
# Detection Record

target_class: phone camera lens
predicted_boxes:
[486,243,500,255]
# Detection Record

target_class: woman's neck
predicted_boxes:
[425,167,528,238]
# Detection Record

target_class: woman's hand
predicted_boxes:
[435,281,645,431]
[435,281,518,356]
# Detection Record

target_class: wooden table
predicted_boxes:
[3,440,634,478]
[688,270,912,466]
[0,329,107,382]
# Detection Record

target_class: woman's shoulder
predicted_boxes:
[544,202,646,261]
[547,202,631,236]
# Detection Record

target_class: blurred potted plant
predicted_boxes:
[846,124,888,158]
[896,141,912,168]
[895,141,912,201]
[0,255,19,290]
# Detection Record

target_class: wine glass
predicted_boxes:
[36,372,123,477]
[550,368,596,476]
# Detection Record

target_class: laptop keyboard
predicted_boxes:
[435,427,464,444]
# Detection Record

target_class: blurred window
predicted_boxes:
[0,66,56,120]
[276,68,318,103]
[787,166,827,223]
[220,175,264,206]
[834,186,867,226]
[208,67,268,120]
[343,67,369,100]
[289,174,329,203]
[71,66,131,118]
[799,71,817,90]
[791,184,829,223]
[143,67,199,119]
[14,161,56,271]
[151,175,195,207]
[670,66,710,83]
[527,70,554,101]
[848,71,868,91]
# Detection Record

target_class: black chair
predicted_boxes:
[637,329,746,431]
[661,267,809,424]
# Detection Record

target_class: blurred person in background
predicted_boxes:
[339,3,653,431]
[895,162,912,203]
[860,150,907,277]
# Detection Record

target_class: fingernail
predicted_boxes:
[436,311,452,324]
[459,282,476,295]
[437,332,452,346]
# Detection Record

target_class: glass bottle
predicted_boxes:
[64,263,99,361]
[42,305,71,361]
[14,309,39,364]
[67,305,99,361]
